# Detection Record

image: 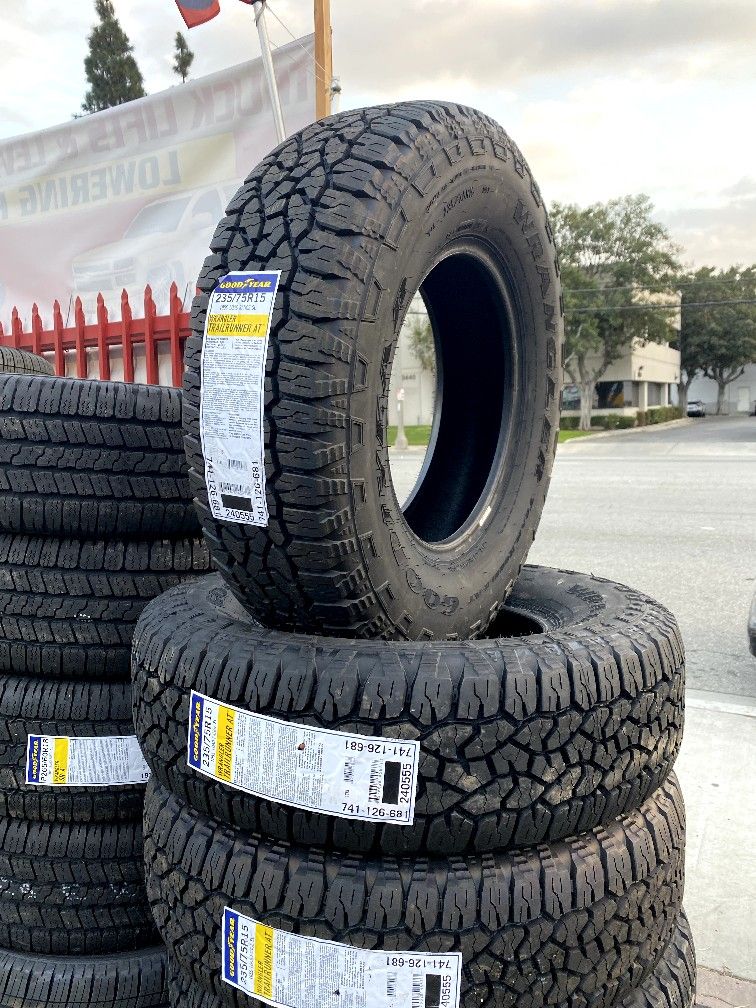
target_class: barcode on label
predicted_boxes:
[343,761,354,783]
[411,974,424,1008]
[228,459,246,470]
[386,972,397,998]
[368,761,383,803]
[220,482,251,494]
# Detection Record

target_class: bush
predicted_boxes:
[646,406,683,425]
[560,416,580,430]
[616,416,636,429]
[636,410,647,426]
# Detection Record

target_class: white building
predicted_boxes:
[687,364,756,414]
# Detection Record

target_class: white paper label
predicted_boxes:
[25,735,150,787]
[199,270,281,526]
[222,908,462,1008]
[187,691,419,824]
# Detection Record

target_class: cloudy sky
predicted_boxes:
[3,0,755,267]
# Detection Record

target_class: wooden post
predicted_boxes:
[314,0,332,119]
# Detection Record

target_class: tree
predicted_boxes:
[173,31,195,84]
[551,195,680,429]
[81,0,146,114]
[406,312,435,373]
[679,266,756,414]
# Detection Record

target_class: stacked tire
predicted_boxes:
[133,102,696,1008]
[0,374,210,1008]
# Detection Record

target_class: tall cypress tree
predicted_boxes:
[173,32,195,84]
[81,0,146,114]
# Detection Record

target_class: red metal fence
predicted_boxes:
[0,285,191,387]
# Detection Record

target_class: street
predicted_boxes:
[391,416,756,981]
[530,416,756,698]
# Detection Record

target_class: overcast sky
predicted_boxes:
[3,0,755,267]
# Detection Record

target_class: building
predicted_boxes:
[687,364,756,414]
[560,339,681,419]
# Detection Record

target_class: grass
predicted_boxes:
[558,429,595,442]
[388,425,595,447]
[387,425,433,447]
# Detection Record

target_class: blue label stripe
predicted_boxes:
[26,736,43,784]
[188,693,204,771]
[223,908,240,985]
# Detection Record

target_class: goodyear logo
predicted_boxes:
[188,693,204,770]
[26,735,43,784]
[223,909,240,984]
[217,272,276,291]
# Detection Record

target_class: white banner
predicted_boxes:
[0,36,314,328]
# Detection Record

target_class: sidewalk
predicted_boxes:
[677,690,756,987]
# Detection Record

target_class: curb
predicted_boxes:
[560,418,693,444]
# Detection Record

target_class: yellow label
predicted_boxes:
[207,313,269,338]
[53,738,70,784]
[215,706,236,782]
[253,923,275,999]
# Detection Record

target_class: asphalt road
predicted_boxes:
[528,417,756,699]
[390,416,756,698]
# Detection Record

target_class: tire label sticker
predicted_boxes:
[222,908,462,1008]
[25,735,150,787]
[187,690,419,824]
[199,271,281,527]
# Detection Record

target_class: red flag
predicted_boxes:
[176,0,254,28]
[176,0,221,28]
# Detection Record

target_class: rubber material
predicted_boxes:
[0,674,143,823]
[0,373,198,539]
[144,775,685,1008]
[0,535,210,681]
[0,946,168,1007]
[133,567,684,854]
[621,912,695,1008]
[184,100,562,640]
[163,911,695,1008]
[0,347,54,377]
[0,817,156,955]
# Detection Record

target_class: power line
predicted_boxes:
[265,1,331,78]
[565,298,756,314]
[564,277,752,295]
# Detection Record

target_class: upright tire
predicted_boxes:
[144,775,685,1008]
[133,566,684,855]
[0,374,199,539]
[184,100,562,640]
[0,347,54,377]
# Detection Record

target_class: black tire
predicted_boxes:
[184,100,562,640]
[163,912,695,1008]
[621,912,695,1008]
[0,817,156,955]
[0,535,210,681]
[0,373,198,539]
[133,567,684,855]
[0,674,143,824]
[0,946,167,1008]
[144,775,685,1008]
[0,347,54,377]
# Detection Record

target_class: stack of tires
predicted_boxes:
[0,373,210,1008]
[133,103,696,1008]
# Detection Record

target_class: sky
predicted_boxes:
[2,0,755,268]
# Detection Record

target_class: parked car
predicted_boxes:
[687,400,706,417]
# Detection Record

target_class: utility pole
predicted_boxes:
[314,0,333,119]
